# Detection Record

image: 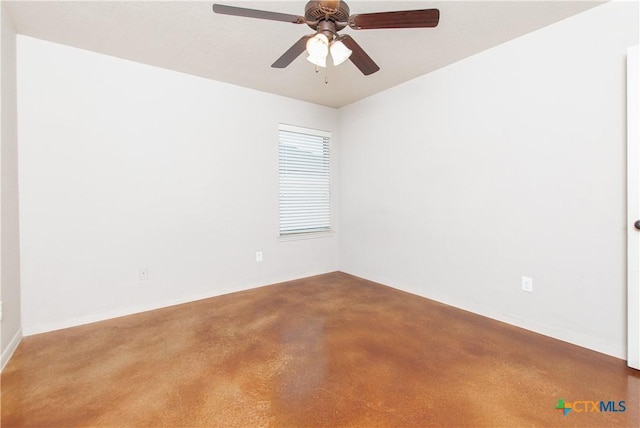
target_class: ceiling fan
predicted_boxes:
[212,1,440,76]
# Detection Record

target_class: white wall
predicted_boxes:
[1,4,22,370]
[339,1,638,359]
[17,37,339,334]
[12,1,639,360]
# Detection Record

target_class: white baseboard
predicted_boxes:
[1,328,23,372]
[342,270,625,360]
[22,270,334,336]
[22,290,230,336]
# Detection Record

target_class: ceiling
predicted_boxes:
[3,0,604,108]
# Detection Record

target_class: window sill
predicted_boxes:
[277,231,335,242]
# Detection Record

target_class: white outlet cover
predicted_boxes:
[522,276,533,292]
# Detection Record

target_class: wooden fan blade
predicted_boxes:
[340,35,380,76]
[212,4,305,24]
[349,9,440,30]
[272,35,313,68]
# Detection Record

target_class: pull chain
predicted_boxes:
[312,65,329,84]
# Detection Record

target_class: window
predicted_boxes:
[279,124,331,236]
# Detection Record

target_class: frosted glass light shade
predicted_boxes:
[306,34,329,57]
[306,33,329,68]
[306,54,327,68]
[330,40,352,66]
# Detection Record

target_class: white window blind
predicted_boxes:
[279,124,331,236]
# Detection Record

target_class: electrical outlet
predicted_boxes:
[139,268,149,281]
[521,276,533,292]
[256,251,263,262]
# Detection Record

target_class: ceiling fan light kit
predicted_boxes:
[212,0,440,76]
[304,20,353,68]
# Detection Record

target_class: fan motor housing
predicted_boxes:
[305,0,350,31]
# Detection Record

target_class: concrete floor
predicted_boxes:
[2,272,639,427]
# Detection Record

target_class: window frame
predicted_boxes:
[278,123,333,240]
